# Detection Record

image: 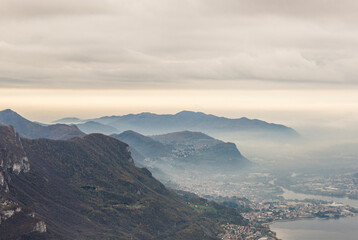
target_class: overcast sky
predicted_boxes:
[0,0,358,124]
[1,0,358,89]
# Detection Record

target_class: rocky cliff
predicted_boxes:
[0,125,51,239]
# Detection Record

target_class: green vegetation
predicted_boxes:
[1,128,246,240]
[189,203,218,214]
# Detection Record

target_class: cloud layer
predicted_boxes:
[0,0,358,89]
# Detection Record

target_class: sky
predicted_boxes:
[0,0,358,125]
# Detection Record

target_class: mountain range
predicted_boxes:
[0,109,84,140]
[0,125,246,239]
[53,110,299,139]
[0,109,250,175]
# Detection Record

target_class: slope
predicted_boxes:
[0,109,85,140]
[0,126,245,240]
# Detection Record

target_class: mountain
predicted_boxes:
[112,130,250,176]
[0,109,85,140]
[52,117,83,124]
[152,131,250,168]
[0,125,245,239]
[113,130,171,159]
[76,121,119,135]
[112,131,173,181]
[152,131,219,146]
[0,125,52,239]
[82,111,299,138]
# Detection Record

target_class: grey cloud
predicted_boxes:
[0,0,113,19]
[0,0,358,89]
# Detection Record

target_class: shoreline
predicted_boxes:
[265,205,358,240]
[269,214,358,240]
[280,187,358,209]
[281,187,358,201]
[267,212,358,225]
[265,189,358,240]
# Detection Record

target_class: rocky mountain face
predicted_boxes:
[0,109,85,140]
[0,125,245,240]
[0,125,50,239]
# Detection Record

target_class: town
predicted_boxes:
[168,170,358,240]
[276,172,358,200]
[218,224,277,240]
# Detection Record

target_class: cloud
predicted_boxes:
[0,0,113,19]
[0,0,357,89]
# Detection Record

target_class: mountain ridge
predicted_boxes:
[0,109,85,140]
[0,125,245,239]
[54,110,299,138]
[76,121,119,135]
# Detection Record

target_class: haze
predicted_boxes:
[1,0,358,166]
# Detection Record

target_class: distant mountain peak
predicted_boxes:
[0,109,85,140]
[175,110,207,116]
[152,130,215,141]
[138,112,156,116]
[1,108,16,113]
[0,108,26,118]
[121,130,143,136]
[46,110,300,139]
[75,121,119,134]
[52,117,82,124]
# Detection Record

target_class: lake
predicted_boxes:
[270,188,358,240]
[271,216,358,240]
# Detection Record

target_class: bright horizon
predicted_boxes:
[1,88,357,132]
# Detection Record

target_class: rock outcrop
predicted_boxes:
[0,126,30,190]
[0,125,48,239]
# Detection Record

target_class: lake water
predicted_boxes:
[270,188,358,240]
[271,216,358,240]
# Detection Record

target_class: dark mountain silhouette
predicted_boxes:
[77,110,299,138]
[0,125,245,239]
[0,109,85,140]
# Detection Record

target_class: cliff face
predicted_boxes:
[0,125,29,185]
[0,125,50,239]
[0,125,245,240]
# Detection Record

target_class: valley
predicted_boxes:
[1,109,357,240]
